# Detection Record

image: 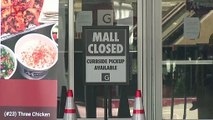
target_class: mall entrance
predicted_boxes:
[57,0,161,119]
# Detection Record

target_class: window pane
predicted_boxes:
[162,0,213,119]
[73,0,138,118]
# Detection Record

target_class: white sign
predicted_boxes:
[76,11,93,32]
[84,26,129,84]
[97,10,113,26]
[184,17,200,39]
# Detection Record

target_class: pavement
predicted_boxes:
[163,103,198,119]
[74,98,198,119]
[75,104,198,119]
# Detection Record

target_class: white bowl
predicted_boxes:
[0,44,17,79]
[14,33,58,80]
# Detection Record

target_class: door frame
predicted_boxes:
[136,0,163,119]
[143,0,162,119]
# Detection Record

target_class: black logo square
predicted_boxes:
[102,73,110,81]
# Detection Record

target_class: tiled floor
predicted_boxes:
[75,98,198,119]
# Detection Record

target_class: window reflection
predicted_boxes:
[72,0,138,118]
[162,0,213,119]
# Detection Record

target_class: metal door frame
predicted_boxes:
[138,0,162,119]
[144,0,162,119]
[68,0,162,119]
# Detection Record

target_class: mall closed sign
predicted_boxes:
[83,26,129,84]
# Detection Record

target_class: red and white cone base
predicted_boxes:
[132,90,145,120]
[63,90,77,120]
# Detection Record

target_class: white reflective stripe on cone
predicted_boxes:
[63,113,76,120]
[132,114,145,120]
[65,97,75,109]
[132,90,145,120]
[63,90,77,120]
[134,98,143,109]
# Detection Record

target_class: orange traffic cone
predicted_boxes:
[63,89,77,120]
[132,90,145,120]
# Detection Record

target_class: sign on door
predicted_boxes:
[83,26,129,84]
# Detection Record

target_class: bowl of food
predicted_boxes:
[14,33,58,80]
[50,23,58,46]
[0,44,17,79]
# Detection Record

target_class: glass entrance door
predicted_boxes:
[58,0,166,119]
[69,0,139,119]
[162,0,213,119]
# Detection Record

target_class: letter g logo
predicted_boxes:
[98,10,113,26]
[102,73,110,81]
[103,14,111,23]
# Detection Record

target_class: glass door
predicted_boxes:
[66,0,141,119]
[58,0,167,119]
[162,0,213,119]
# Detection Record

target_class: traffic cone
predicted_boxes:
[132,90,145,120]
[63,89,77,120]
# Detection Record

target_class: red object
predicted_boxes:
[64,109,76,113]
[63,89,76,120]
[53,33,57,40]
[0,79,57,120]
[135,89,142,97]
[1,0,44,34]
[133,109,145,114]
[0,79,57,107]
[67,90,73,97]
[132,89,145,120]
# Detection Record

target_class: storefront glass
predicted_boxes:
[162,0,213,119]
[0,0,142,119]
[58,0,139,118]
